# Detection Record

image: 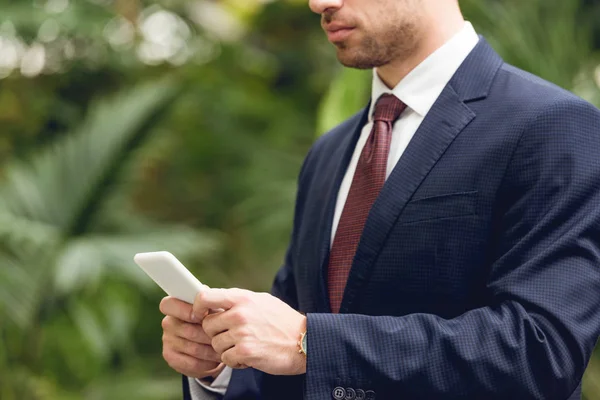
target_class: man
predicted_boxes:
[160,0,600,398]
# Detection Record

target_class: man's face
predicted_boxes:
[309,0,424,69]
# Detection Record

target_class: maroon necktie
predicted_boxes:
[328,94,407,313]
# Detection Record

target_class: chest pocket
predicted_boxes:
[399,190,478,225]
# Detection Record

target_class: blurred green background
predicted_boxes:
[1,0,600,399]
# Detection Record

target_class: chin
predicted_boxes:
[336,50,379,70]
[335,41,389,69]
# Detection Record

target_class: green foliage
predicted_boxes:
[0,79,218,399]
[0,1,325,397]
[461,0,600,104]
[317,68,371,135]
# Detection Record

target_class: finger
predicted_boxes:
[164,334,221,362]
[162,348,219,378]
[193,288,249,319]
[221,346,250,370]
[159,296,198,323]
[202,309,233,338]
[210,330,236,355]
[162,316,212,344]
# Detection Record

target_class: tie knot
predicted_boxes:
[373,94,406,123]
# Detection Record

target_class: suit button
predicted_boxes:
[365,390,376,400]
[355,389,366,400]
[332,387,346,400]
[344,387,356,399]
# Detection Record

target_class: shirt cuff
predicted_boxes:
[195,366,232,395]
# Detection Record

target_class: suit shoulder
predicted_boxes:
[494,65,600,163]
[496,63,598,112]
[485,63,600,140]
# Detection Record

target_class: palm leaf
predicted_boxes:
[0,78,223,397]
[53,229,219,294]
[0,79,181,235]
[0,79,184,329]
[0,251,46,327]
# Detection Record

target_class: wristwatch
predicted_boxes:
[298,331,307,356]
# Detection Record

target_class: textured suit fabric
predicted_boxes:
[328,94,407,313]
[183,38,600,400]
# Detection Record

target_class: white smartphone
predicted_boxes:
[133,251,204,304]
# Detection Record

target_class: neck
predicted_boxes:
[376,12,466,89]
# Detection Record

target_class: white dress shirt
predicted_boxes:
[189,21,479,400]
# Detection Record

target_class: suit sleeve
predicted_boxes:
[305,98,600,399]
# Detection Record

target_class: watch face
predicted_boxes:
[302,332,307,354]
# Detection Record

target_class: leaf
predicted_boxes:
[0,213,59,256]
[0,79,187,330]
[0,249,53,328]
[0,79,181,236]
[53,229,220,294]
[69,302,111,362]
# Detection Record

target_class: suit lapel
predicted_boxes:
[337,39,504,313]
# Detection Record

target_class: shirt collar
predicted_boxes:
[369,21,479,119]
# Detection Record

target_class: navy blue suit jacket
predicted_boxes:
[184,38,600,400]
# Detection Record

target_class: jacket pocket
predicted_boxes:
[398,190,478,225]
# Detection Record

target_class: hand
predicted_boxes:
[194,288,307,376]
[159,296,225,379]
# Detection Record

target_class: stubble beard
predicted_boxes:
[335,22,420,70]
